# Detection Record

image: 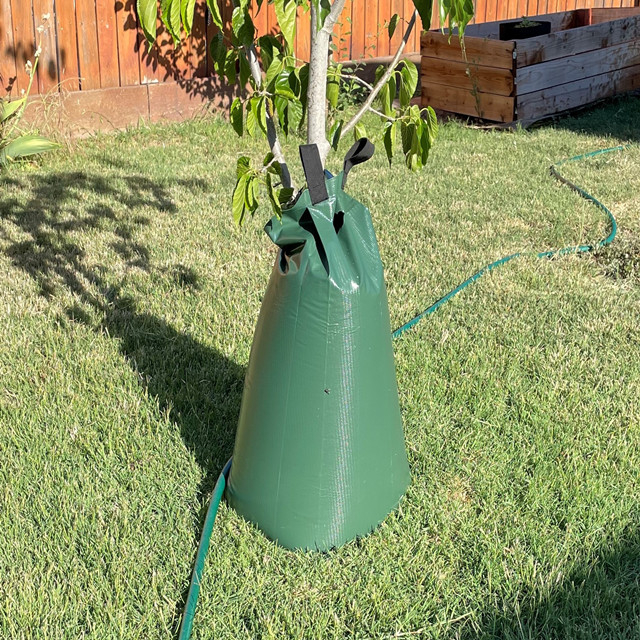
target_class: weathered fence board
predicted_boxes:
[4,0,637,99]
[9,0,35,94]
[32,0,58,93]
[3,0,639,136]
[55,0,80,92]
[0,0,18,94]
[95,0,121,88]
[77,0,102,90]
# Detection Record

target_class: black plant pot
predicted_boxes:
[499,20,551,40]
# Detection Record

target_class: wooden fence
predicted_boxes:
[0,0,637,131]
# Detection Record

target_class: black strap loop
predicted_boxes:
[342,138,375,189]
[299,144,329,205]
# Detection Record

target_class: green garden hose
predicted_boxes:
[177,459,231,640]
[177,144,626,639]
[392,145,623,338]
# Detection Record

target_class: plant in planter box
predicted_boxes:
[499,15,552,40]
[136,0,473,553]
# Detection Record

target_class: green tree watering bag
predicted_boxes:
[227,140,410,551]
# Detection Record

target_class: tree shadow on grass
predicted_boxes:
[0,168,246,635]
[0,168,243,491]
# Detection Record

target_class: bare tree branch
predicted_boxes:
[324,0,348,33]
[342,10,418,137]
[247,44,293,189]
[367,105,395,121]
[339,72,374,91]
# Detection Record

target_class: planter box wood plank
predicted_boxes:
[421,7,640,124]
[517,63,640,121]
[422,57,515,95]
[423,83,516,122]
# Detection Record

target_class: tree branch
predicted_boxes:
[367,105,395,121]
[339,72,374,92]
[247,44,293,189]
[323,0,348,33]
[342,10,417,137]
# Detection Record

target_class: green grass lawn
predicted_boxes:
[1,96,639,639]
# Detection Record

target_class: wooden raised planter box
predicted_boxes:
[421,7,640,123]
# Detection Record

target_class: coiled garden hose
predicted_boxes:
[177,144,627,640]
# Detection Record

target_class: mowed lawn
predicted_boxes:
[1,97,639,639]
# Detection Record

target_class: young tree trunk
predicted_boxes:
[307,0,347,166]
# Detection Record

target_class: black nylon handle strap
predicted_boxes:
[342,138,375,189]
[299,144,329,205]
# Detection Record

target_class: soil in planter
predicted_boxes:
[499,20,551,40]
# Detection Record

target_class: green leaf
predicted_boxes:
[263,152,282,178]
[424,105,438,144]
[388,13,399,39]
[230,98,243,136]
[232,174,249,225]
[206,0,223,30]
[265,55,284,90]
[0,135,59,166]
[274,95,288,136]
[400,59,418,108]
[400,120,415,156]
[246,173,259,211]
[354,122,367,142]
[266,173,282,218]
[224,50,237,84]
[297,63,310,112]
[327,64,342,109]
[209,32,226,76]
[274,0,297,50]
[236,156,251,179]
[161,0,181,45]
[275,69,296,100]
[419,119,431,165]
[288,67,301,98]
[246,101,257,137]
[181,0,196,34]
[317,0,331,29]
[383,121,396,166]
[439,0,473,38]
[287,98,303,131]
[1,98,26,123]
[238,51,251,87]
[377,70,397,117]
[258,35,283,72]
[411,0,434,30]
[231,6,255,46]
[329,120,343,150]
[278,187,295,206]
[137,0,158,44]
[257,96,268,135]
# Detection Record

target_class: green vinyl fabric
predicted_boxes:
[226,140,410,551]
